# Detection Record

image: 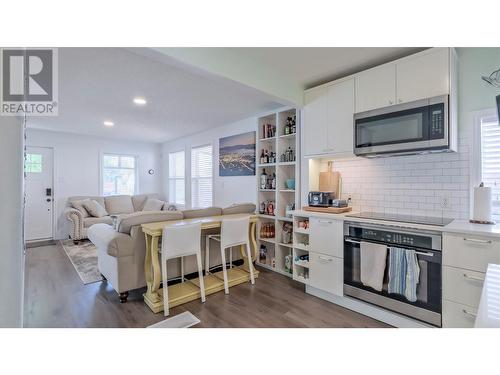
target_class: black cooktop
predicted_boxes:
[345,212,454,227]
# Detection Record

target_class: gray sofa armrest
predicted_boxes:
[65,207,84,240]
[87,223,134,258]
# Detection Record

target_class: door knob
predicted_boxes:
[46,198,52,202]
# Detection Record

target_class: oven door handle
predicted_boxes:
[345,238,434,257]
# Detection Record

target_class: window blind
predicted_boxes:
[168,151,185,205]
[191,144,213,208]
[481,117,500,217]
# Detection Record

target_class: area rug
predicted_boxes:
[147,311,201,328]
[60,240,103,285]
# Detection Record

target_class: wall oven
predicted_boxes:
[344,222,442,327]
[354,95,450,157]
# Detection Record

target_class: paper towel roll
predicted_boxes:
[473,186,493,222]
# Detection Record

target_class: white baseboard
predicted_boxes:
[305,285,434,328]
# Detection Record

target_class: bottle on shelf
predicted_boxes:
[271,173,276,190]
[260,168,267,190]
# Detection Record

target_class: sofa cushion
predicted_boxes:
[69,196,105,209]
[83,216,113,228]
[116,211,183,234]
[182,207,222,219]
[71,199,91,218]
[132,193,160,211]
[83,199,108,218]
[105,195,134,215]
[222,203,256,215]
[142,198,164,211]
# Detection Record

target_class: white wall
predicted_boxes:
[0,116,24,327]
[26,129,163,239]
[162,116,258,208]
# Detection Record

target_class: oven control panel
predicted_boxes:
[347,226,433,249]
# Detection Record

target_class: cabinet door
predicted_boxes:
[355,64,396,113]
[309,252,343,296]
[309,217,343,258]
[326,78,355,155]
[303,88,328,156]
[442,300,477,328]
[396,48,449,104]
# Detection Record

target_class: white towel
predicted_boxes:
[360,241,388,291]
[404,250,420,302]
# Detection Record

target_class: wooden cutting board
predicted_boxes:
[302,206,352,214]
[319,161,340,196]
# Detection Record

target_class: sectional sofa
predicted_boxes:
[67,194,255,302]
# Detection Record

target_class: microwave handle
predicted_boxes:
[345,238,434,257]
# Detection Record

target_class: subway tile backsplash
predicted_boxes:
[326,135,470,220]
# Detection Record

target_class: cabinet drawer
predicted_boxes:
[309,252,343,296]
[443,233,500,272]
[309,217,343,257]
[442,266,485,308]
[442,300,478,328]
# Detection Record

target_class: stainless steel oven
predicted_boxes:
[354,95,450,157]
[343,221,442,327]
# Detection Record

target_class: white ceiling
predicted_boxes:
[231,47,427,89]
[27,47,428,144]
[27,48,283,143]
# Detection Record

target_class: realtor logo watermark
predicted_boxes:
[1,48,58,116]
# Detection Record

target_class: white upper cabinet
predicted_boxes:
[326,78,355,155]
[303,87,328,156]
[303,78,355,157]
[355,64,396,113]
[396,48,450,104]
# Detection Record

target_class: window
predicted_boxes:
[191,144,213,208]
[168,151,185,205]
[478,113,500,219]
[102,154,137,196]
[25,153,42,173]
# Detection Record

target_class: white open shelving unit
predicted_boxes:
[255,108,300,277]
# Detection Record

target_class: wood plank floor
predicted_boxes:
[24,243,390,328]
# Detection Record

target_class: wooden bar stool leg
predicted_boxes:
[205,236,210,275]
[220,246,229,294]
[196,252,206,302]
[245,241,255,285]
[162,257,170,317]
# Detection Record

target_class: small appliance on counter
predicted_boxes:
[308,191,336,207]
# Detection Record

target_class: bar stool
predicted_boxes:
[206,216,255,294]
[161,222,206,316]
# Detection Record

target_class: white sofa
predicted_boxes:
[64,193,174,242]
[87,203,256,302]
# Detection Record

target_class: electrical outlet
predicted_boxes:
[440,196,450,209]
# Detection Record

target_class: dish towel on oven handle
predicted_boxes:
[388,247,420,302]
[404,250,420,302]
[360,241,388,291]
[388,247,407,295]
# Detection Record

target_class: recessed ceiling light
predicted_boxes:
[103,121,114,127]
[133,97,147,105]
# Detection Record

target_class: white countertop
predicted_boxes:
[289,209,500,238]
[474,264,500,328]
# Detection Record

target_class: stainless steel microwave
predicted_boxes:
[353,95,454,157]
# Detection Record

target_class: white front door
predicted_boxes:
[25,146,54,241]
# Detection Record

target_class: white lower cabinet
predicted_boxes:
[442,233,497,328]
[442,300,478,328]
[442,266,485,308]
[309,217,343,257]
[309,251,343,296]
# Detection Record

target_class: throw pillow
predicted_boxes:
[142,198,164,211]
[71,199,90,218]
[83,199,108,218]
